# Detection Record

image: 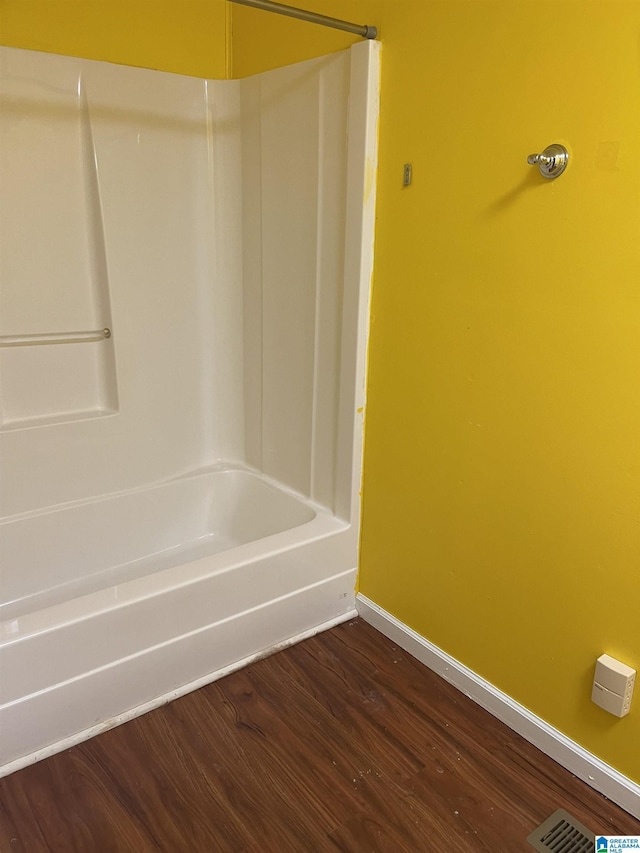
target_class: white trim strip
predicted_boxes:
[356,593,640,820]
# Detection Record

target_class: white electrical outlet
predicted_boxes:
[591,653,635,718]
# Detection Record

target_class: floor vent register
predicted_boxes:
[527,809,595,852]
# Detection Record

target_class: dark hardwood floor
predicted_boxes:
[1,618,638,851]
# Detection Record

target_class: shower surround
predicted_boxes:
[0,41,379,772]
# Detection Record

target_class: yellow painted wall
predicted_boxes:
[234,1,640,784]
[230,0,382,77]
[0,0,229,77]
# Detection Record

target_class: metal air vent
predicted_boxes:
[527,809,595,852]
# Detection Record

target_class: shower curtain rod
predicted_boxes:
[228,0,377,40]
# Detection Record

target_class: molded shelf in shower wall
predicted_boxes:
[0,337,118,430]
[0,55,119,430]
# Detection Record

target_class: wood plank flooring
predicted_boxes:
[1,618,639,851]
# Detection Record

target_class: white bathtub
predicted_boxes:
[0,38,379,774]
[0,467,355,772]
[2,466,322,621]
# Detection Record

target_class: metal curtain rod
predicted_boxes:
[229,0,377,39]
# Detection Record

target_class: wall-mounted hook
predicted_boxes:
[527,143,569,179]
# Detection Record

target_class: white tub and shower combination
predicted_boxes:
[0,41,380,772]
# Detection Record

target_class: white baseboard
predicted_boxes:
[356,593,640,821]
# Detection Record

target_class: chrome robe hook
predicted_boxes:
[527,143,569,179]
